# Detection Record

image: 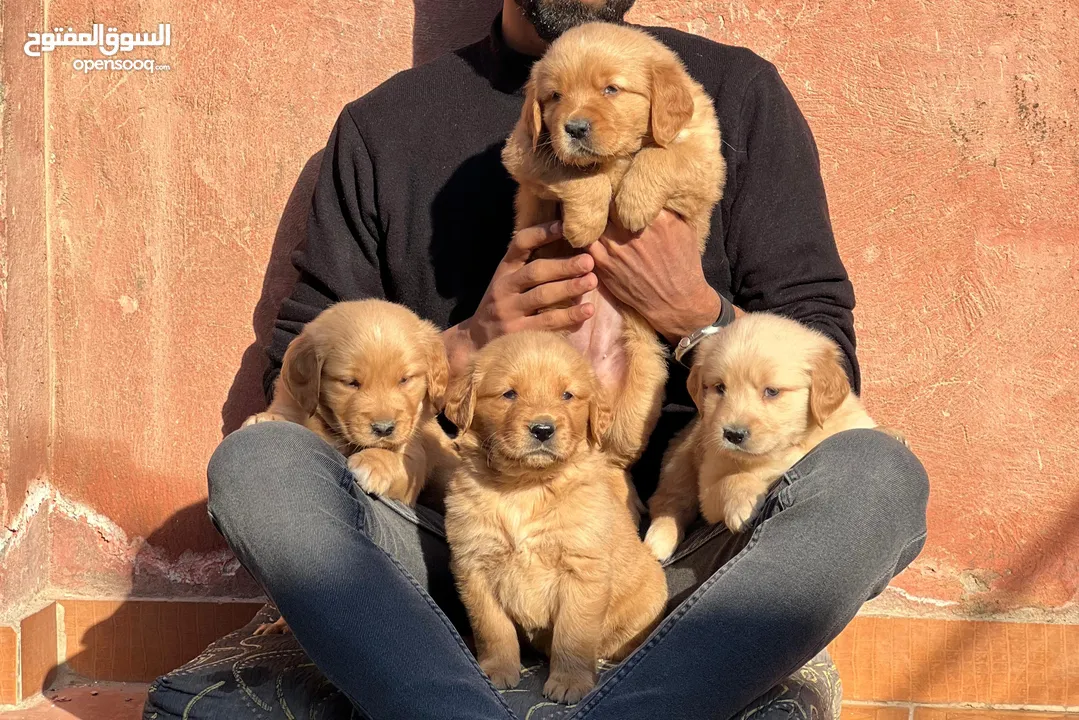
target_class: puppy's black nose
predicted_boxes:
[371,420,396,438]
[564,118,591,140]
[529,422,556,443]
[723,427,749,446]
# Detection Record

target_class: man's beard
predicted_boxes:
[514,0,637,41]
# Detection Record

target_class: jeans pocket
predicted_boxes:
[771,467,802,515]
[372,494,447,538]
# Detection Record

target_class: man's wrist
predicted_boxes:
[671,293,738,366]
[659,287,723,343]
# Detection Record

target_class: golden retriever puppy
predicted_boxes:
[244,299,451,506]
[444,332,667,703]
[644,313,886,562]
[501,22,725,468]
[245,300,453,636]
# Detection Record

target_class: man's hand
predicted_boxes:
[586,210,723,343]
[444,221,597,376]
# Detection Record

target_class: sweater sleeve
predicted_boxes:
[725,64,861,391]
[263,107,386,400]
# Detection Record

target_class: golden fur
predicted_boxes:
[244,299,453,507]
[644,313,883,562]
[501,22,726,468]
[443,332,666,703]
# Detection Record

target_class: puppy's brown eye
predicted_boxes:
[399,376,410,385]
[550,91,561,102]
[503,389,518,400]
[348,379,362,389]
[764,387,780,398]
[715,383,726,396]
[603,85,619,95]
[562,391,574,401]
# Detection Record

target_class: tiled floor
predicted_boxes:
[844,705,912,720]
[4,690,1078,719]
[829,617,1079,707]
[843,704,1079,719]
[0,685,146,719]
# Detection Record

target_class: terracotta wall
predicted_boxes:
[0,0,1076,620]
[1,0,52,615]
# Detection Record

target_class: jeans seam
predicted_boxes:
[569,520,768,719]
[376,495,447,538]
[325,463,512,719]
[812,528,930,666]
[867,529,928,601]
[361,505,517,719]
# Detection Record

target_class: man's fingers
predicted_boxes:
[502,221,564,265]
[526,303,595,332]
[585,238,612,270]
[519,274,597,314]
[509,254,594,292]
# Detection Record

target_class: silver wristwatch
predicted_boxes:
[673,296,736,367]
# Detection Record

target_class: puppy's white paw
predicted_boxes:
[644,518,680,562]
[543,671,594,704]
[723,490,766,533]
[253,617,290,636]
[480,659,521,690]
[347,452,394,497]
[242,411,285,427]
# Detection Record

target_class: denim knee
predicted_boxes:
[798,428,929,556]
[851,429,927,528]
[207,421,348,536]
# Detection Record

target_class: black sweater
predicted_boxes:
[266,15,858,496]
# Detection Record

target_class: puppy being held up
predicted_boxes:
[645,313,896,562]
[245,299,452,507]
[444,332,666,704]
[501,22,725,468]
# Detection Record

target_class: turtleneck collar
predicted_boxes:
[477,11,539,95]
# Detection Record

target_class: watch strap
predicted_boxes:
[673,296,736,367]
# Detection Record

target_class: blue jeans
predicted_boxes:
[207,422,927,720]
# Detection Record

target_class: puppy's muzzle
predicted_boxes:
[722,426,749,446]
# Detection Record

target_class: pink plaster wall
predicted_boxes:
[1,0,1076,619]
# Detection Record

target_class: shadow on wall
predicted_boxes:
[219,0,502,434]
[41,503,264,713]
[218,151,322,436]
[40,505,263,712]
[904,489,1079,697]
[412,0,502,66]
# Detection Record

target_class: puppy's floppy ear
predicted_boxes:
[686,362,706,414]
[423,330,449,410]
[444,370,478,432]
[523,80,543,152]
[587,387,613,448]
[650,57,695,147]
[809,346,851,427]
[281,331,324,416]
